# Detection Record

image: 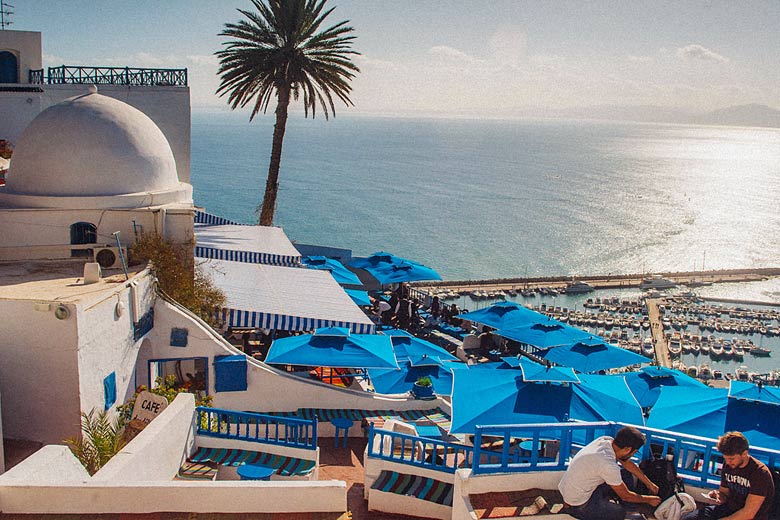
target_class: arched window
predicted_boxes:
[70,222,97,257]
[0,51,18,84]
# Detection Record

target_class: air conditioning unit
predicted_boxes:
[92,246,127,269]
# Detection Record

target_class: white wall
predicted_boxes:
[146,299,445,418]
[0,299,81,443]
[452,468,566,520]
[0,30,42,84]
[0,84,190,183]
[93,393,194,483]
[76,271,156,425]
[0,207,193,262]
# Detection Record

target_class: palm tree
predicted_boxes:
[216,0,360,226]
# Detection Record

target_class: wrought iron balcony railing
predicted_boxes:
[29,65,187,86]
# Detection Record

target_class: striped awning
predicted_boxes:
[204,259,375,334]
[194,210,241,226]
[195,224,301,267]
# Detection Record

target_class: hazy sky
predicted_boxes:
[9,1,780,117]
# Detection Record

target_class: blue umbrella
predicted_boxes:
[344,288,371,306]
[449,369,643,434]
[390,335,459,364]
[458,301,547,330]
[500,356,581,383]
[729,380,780,405]
[266,327,398,369]
[623,367,707,409]
[571,374,645,426]
[648,384,780,450]
[540,338,648,373]
[302,256,362,286]
[496,320,594,349]
[647,386,729,439]
[368,361,456,396]
[349,252,441,284]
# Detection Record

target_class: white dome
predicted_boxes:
[5,90,180,197]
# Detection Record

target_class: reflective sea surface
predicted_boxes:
[191,113,780,284]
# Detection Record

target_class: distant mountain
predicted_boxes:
[546,103,780,129]
[694,104,780,128]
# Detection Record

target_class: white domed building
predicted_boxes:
[0,86,194,263]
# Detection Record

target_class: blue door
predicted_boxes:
[0,51,18,83]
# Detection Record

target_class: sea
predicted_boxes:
[191,113,780,374]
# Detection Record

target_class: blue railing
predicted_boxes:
[29,65,187,86]
[472,421,616,475]
[367,424,474,474]
[196,406,317,450]
[368,420,780,486]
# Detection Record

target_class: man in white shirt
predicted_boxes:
[559,426,661,520]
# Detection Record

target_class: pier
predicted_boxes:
[645,298,671,368]
[413,267,780,295]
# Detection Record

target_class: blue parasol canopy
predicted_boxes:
[540,338,648,373]
[389,335,459,364]
[344,288,371,306]
[302,256,363,286]
[500,356,581,383]
[265,327,398,369]
[348,252,441,284]
[648,386,728,439]
[623,367,707,409]
[449,369,643,434]
[367,361,456,396]
[496,320,593,349]
[458,301,547,330]
[728,380,780,405]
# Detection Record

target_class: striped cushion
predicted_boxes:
[297,407,449,424]
[371,470,453,506]
[189,447,315,477]
[175,461,218,480]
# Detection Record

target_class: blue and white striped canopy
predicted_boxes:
[195,223,301,267]
[204,259,375,334]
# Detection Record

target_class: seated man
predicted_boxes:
[559,426,661,520]
[686,431,774,520]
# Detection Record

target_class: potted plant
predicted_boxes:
[412,376,435,399]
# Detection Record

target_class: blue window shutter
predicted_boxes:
[103,372,117,410]
[214,355,247,392]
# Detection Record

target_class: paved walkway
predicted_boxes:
[645,298,671,367]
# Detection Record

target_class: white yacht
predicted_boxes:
[639,275,677,290]
[563,280,594,294]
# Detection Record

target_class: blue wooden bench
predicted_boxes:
[371,469,453,506]
[189,446,315,477]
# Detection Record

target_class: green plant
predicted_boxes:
[129,233,226,325]
[117,375,213,423]
[415,376,433,387]
[216,0,360,225]
[65,409,127,476]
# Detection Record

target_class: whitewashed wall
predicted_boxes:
[146,299,444,419]
[76,270,156,426]
[93,393,194,482]
[0,207,194,262]
[452,468,566,520]
[0,299,81,443]
[0,30,42,84]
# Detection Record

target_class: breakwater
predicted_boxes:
[412,267,780,293]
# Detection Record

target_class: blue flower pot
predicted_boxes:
[412,382,435,400]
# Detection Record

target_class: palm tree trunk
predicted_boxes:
[259,85,291,226]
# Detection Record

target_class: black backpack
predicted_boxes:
[636,457,685,500]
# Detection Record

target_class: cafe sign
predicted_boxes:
[130,391,168,424]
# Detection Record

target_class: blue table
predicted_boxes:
[237,462,275,481]
[331,417,354,448]
[415,424,443,440]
